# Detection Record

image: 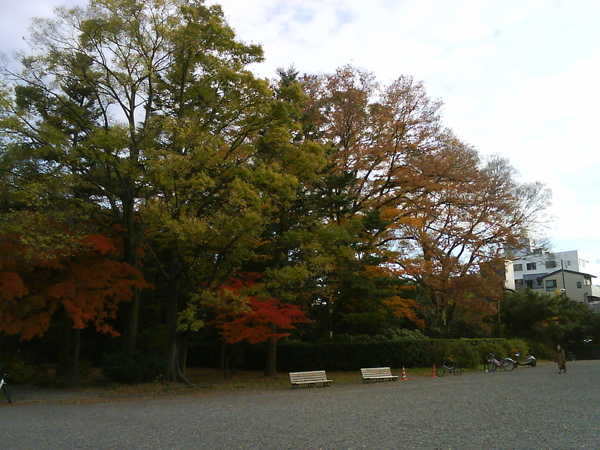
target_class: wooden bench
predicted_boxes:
[289,370,332,388]
[361,367,398,383]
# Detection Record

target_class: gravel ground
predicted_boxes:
[1,360,598,449]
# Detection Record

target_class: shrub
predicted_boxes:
[506,339,529,358]
[1,352,38,384]
[447,340,481,369]
[101,352,165,383]
[474,340,510,364]
[527,341,554,360]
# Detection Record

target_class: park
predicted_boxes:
[1,1,599,412]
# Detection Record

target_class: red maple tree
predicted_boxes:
[0,227,151,340]
[210,273,309,345]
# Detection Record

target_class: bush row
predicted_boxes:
[191,338,534,372]
[9,338,587,384]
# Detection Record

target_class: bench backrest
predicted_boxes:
[361,367,394,377]
[289,370,329,383]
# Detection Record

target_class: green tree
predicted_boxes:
[133,1,270,380]
[501,289,594,345]
[2,1,269,379]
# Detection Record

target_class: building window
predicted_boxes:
[545,260,557,269]
[545,280,557,291]
[584,278,592,286]
[515,279,524,288]
[577,282,582,288]
[527,263,537,270]
[513,264,523,271]
[526,280,534,289]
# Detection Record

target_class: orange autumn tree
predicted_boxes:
[363,265,425,329]
[395,148,550,336]
[0,232,149,339]
[207,273,309,376]
[301,66,550,337]
[0,222,150,381]
[298,66,447,334]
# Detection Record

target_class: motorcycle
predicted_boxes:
[514,352,537,368]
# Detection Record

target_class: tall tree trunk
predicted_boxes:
[220,340,227,374]
[121,290,140,358]
[220,342,236,378]
[179,333,188,377]
[56,312,80,384]
[121,197,142,358]
[265,335,277,377]
[165,245,189,383]
[68,328,81,385]
[56,311,72,379]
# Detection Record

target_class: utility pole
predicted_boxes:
[561,260,567,297]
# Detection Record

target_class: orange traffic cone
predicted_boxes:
[401,366,408,381]
[430,364,438,378]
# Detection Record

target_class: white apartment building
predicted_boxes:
[512,249,592,290]
[505,238,600,311]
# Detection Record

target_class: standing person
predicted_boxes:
[556,345,567,374]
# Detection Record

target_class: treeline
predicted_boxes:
[1,0,589,384]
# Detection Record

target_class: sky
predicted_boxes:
[2,0,600,274]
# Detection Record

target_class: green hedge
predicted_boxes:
[191,338,521,371]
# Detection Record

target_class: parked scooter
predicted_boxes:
[514,352,537,368]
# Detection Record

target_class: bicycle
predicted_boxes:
[484,353,514,372]
[0,374,11,404]
[436,360,462,376]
